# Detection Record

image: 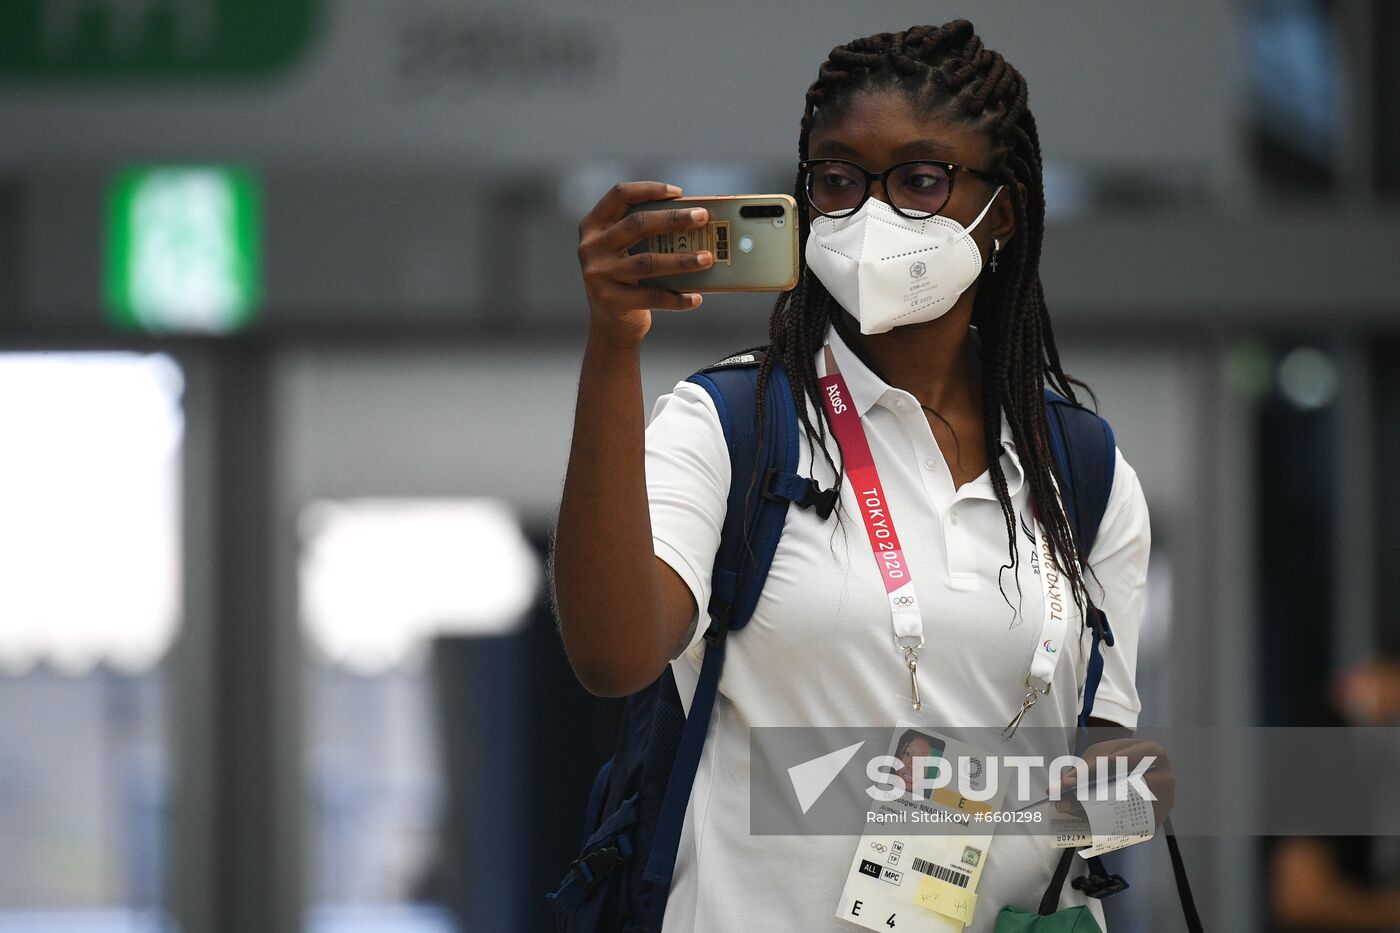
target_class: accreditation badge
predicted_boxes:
[834,726,1008,931]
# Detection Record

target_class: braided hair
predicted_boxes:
[745,19,1098,618]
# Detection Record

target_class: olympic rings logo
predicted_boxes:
[870,842,888,853]
[891,595,916,608]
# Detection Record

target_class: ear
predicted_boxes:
[985,181,1024,246]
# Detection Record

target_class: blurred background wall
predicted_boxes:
[1,1,1398,931]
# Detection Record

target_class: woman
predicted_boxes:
[554,19,1168,932]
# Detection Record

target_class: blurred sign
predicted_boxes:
[105,165,262,334]
[0,1,1241,175]
[0,0,316,78]
[397,5,605,89]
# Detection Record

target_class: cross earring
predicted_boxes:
[990,238,1000,273]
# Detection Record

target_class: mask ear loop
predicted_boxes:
[969,185,1005,274]
[965,184,1005,234]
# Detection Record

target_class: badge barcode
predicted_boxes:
[910,857,970,889]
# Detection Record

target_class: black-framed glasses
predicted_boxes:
[799,158,1002,220]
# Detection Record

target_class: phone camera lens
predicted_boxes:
[740,204,785,219]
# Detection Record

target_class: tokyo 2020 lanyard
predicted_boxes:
[818,344,1072,733]
[820,345,926,709]
[1003,519,1073,739]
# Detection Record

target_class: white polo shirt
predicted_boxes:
[644,321,1150,932]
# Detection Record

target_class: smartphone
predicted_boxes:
[624,194,798,292]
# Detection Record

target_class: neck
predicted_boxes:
[835,307,981,413]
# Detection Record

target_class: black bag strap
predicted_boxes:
[1039,848,1079,915]
[1163,818,1204,932]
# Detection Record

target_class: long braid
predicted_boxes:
[744,19,1098,618]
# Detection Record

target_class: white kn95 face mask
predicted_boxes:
[804,185,1004,335]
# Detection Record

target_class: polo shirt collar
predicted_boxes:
[822,320,888,418]
[820,321,1025,496]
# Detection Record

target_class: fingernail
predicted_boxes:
[689,209,707,223]
[685,292,703,306]
[667,185,683,196]
[695,250,713,265]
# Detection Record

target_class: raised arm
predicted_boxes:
[551,181,716,697]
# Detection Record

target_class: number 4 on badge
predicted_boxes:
[848,901,897,928]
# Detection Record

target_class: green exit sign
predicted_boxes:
[0,0,316,79]
[105,166,262,335]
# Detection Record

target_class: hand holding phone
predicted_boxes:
[624,194,799,293]
[575,180,716,349]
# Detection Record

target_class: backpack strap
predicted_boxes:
[1042,388,1117,728]
[687,350,804,631]
[640,350,803,909]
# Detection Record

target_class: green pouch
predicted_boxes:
[994,904,1102,933]
[994,848,1106,933]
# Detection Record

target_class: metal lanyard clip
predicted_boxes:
[905,646,921,711]
[1001,677,1051,741]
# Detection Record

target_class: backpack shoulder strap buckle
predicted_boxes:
[567,842,630,894]
[761,467,838,520]
[1086,605,1116,647]
[702,614,731,648]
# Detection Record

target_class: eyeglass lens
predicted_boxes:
[805,161,951,217]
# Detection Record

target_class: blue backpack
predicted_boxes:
[547,348,1122,933]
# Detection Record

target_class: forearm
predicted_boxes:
[553,335,667,695]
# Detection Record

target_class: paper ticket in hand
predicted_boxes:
[1079,778,1155,856]
[1050,808,1093,849]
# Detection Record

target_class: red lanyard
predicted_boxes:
[818,345,925,709]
